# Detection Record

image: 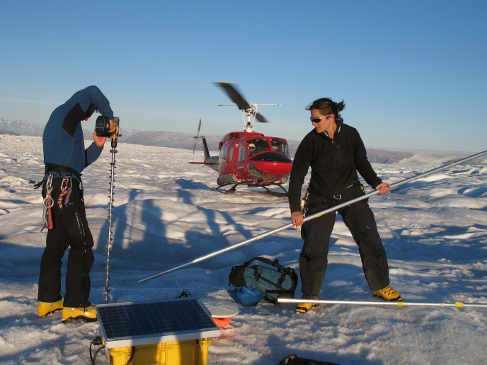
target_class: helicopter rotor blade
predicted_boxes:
[255,112,269,123]
[214,82,251,111]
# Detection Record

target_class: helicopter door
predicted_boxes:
[228,144,235,163]
[218,143,228,175]
[222,143,236,175]
[235,143,246,177]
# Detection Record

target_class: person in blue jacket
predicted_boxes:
[37,85,118,322]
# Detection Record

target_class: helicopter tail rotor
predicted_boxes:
[192,118,202,157]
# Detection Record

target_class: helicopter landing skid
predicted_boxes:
[216,183,288,196]
[263,184,288,197]
[216,183,241,193]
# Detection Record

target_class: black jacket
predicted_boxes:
[288,123,381,212]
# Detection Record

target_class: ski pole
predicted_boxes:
[277,298,487,309]
[138,148,487,284]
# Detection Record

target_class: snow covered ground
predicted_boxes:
[0,134,486,365]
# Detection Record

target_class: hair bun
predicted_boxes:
[336,101,345,112]
[306,98,345,115]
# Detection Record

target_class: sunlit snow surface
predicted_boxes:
[0,135,486,365]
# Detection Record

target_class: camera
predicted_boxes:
[95,116,119,137]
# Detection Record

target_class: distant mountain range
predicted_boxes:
[0,118,412,163]
[0,118,40,136]
[122,131,412,163]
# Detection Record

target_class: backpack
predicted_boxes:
[228,256,298,305]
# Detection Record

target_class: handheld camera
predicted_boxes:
[95,116,120,137]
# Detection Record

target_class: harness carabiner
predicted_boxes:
[332,192,342,201]
[42,174,55,231]
[57,177,72,208]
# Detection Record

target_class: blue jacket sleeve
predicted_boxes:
[84,85,114,118]
[85,142,104,167]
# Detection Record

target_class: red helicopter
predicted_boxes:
[191,82,292,194]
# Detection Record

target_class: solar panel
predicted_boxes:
[97,299,221,348]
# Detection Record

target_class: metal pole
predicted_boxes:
[104,137,118,303]
[138,148,487,284]
[277,298,487,309]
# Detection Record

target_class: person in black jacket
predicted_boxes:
[288,97,400,313]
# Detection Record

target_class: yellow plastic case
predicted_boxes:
[108,338,211,365]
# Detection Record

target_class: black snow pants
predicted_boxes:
[38,172,94,307]
[299,184,390,297]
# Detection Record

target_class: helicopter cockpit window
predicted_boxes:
[270,138,289,155]
[246,138,270,156]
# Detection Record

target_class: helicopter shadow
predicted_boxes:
[174,178,214,192]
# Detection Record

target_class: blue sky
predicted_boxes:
[1,1,486,152]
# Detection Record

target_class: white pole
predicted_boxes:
[277,298,487,309]
[137,149,487,284]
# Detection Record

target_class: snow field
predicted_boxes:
[0,135,486,364]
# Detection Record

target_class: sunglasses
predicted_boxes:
[310,115,331,123]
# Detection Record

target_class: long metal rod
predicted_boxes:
[277,298,487,309]
[138,148,487,284]
[277,298,487,308]
[104,141,117,303]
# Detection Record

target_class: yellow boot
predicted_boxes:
[62,305,97,322]
[38,298,64,317]
[373,285,402,301]
[295,296,319,313]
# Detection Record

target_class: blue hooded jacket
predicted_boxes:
[43,85,114,173]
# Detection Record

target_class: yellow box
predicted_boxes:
[108,338,212,365]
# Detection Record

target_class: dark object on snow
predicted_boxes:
[229,256,297,304]
[278,354,339,365]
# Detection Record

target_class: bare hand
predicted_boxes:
[108,119,119,136]
[376,182,390,195]
[93,131,106,147]
[291,211,304,227]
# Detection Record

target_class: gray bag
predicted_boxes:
[229,256,297,303]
